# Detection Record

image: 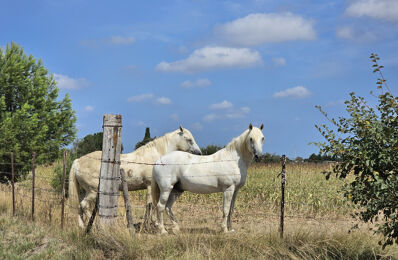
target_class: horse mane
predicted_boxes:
[132,130,175,156]
[225,129,250,154]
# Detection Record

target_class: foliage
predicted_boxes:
[201,144,223,155]
[134,127,155,150]
[51,151,76,196]
[305,153,338,162]
[314,54,398,248]
[0,42,76,180]
[254,152,283,163]
[75,132,103,158]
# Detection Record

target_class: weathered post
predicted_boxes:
[98,114,122,226]
[31,152,36,221]
[279,154,286,239]
[61,150,67,229]
[11,152,15,216]
[120,169,135,235]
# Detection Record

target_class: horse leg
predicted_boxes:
[78,205,85,229]
[80,191,97,227]
[227,190,239,232]
[165,189,182,234]
[157,188,172,235]
[221,185,235,233]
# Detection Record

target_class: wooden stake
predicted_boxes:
[120,169,134,235]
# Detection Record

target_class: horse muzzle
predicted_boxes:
[190,148,202,155]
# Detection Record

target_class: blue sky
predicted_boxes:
[1,0,398,158]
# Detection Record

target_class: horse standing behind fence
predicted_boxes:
[152,123,264,234]
[68,126,202,228]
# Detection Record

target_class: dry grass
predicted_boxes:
[0,162,397,259]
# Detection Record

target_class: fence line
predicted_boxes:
[0,150,339,235]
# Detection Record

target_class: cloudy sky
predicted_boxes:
[2,0,398,158]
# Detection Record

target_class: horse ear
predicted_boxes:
[260,124,264,131]
[249,123,253,130]
[179,125,184,132]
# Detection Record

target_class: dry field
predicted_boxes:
[0,162,397,259]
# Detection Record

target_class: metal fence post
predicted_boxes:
[11,152,15,216]
[280,154,286,239]
[61,150,67,229]
[31,152,36,221]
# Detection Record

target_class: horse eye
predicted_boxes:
[187,139,193,144]
[250,137,253,142]
[262,137,264,142]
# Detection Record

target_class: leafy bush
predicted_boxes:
[315,54,398,248]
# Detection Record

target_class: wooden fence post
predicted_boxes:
[280,154,286,239]
[120,169,134,235]
[11,152,15,216]
[31,152,36,221]
[61,150,67,229]
[98,114,122,226]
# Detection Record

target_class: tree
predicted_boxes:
[0,42,76,180]
[315,54,398,248]
[75,132,103,157]
[135,127,155,150]
[201,145,222,155]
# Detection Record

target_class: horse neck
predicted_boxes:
[225,130,253,167]
[131,134,170,157]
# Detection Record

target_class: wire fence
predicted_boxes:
[0,150,342,235]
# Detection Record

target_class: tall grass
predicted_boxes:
[0,162,397,259]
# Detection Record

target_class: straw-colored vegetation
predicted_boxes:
[1,163,397,259]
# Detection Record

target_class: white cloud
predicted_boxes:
[170,113,179,121]
[336,26,377,42]
[215,13,316,46]
[226,107,250,119]
[192,122,204,131]
[54,74,90,90]
[84,105,94,112]
[156,46,262,73]
[210,100,233,110]
[273,86,312,99]
[108,36,136,45]
[136,121,146,127]
[156,97,172,105]
[336,26,354,39]
[203,114,218,122]
[346,0,398,22]
[81,36,136,48]
[203,106,250,122]
[127,93,154,103]
[273,57,286,67]
[181,78,212,88]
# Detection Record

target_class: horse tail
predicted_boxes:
[151,167,161,210]
[68,159,80,214]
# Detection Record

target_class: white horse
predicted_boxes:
[68,126,201,228]
[152,123,264,234]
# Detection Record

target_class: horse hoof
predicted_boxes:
[223,229,235,234]
[172,226,180,234]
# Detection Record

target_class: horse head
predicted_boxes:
[172,126,202,155]
[246,123,265,160]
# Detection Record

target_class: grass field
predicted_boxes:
[0,162,397,259]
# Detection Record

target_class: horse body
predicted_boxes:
[152,124,264,234]
[156,150,243,194]
[69,127,201,228]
